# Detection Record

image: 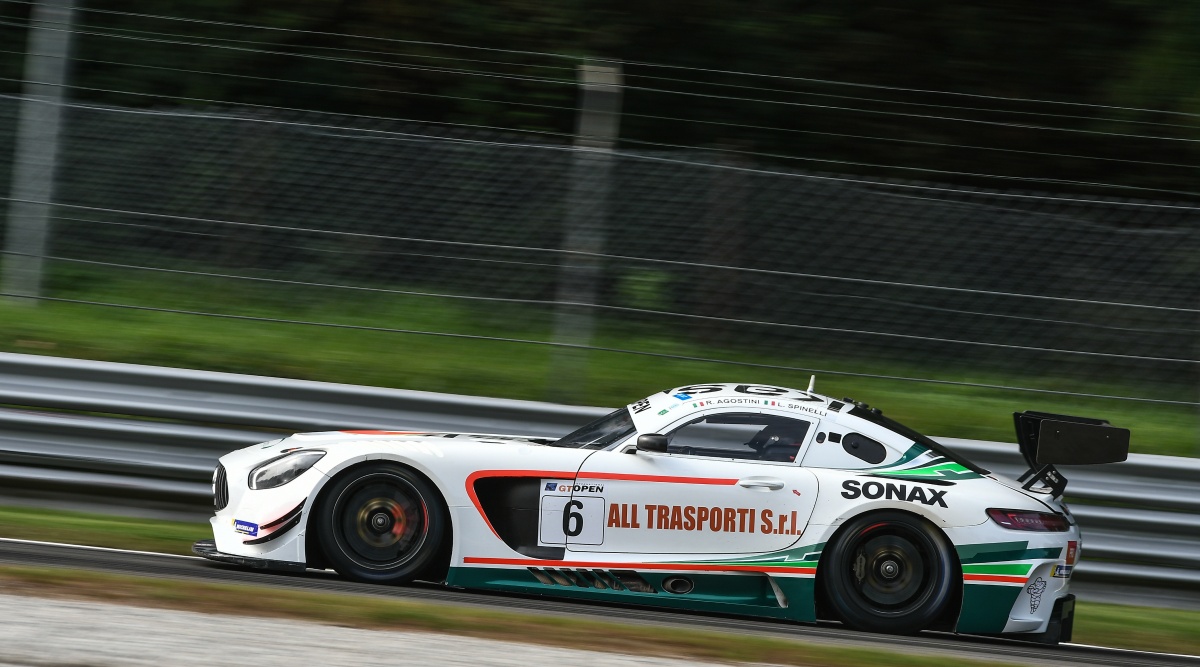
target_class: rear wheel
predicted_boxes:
[821,511,956,634]
[317,464,446,584]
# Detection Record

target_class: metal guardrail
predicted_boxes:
[0,352,1196,589]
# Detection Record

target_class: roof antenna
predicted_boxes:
[806,375,816,393]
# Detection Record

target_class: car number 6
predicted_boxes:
[562,500,584,537]
[538,489,605,546]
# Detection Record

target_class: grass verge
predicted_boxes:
[0,504,1196,656]
[0,505,208,556]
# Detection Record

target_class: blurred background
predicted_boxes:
[0,3,1199,643]
[0,0,1197,455]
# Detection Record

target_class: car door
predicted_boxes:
[561,410,820,555]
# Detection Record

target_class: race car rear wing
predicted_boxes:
[1012,411,1130,498]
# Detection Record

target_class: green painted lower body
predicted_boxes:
[956,584,1021,633]
[448,566,817,622]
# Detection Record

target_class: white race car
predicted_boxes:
[194,382,1128,642]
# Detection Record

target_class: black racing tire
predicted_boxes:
[316,463,447,584]
[821,510,957,635]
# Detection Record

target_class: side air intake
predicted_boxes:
[528,568,657,593]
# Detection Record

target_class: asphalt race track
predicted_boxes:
[0,539,1195,667]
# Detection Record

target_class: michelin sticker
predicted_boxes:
[538,479,605,546]
[1027,577,1047,612]
[233,519,259,537]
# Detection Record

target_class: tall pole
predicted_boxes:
[549,62,623,402]
[3,0,76,303]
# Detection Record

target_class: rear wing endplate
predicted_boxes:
[1013,411,1130,498]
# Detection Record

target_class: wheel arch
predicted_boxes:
[814,507,963,631]
[304,458,455,582]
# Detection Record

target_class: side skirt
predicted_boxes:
[447,564,815,621]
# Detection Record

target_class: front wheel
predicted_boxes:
[317,464,447,584]
[821,511,957,634]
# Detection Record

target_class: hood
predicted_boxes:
[221,429,558,468]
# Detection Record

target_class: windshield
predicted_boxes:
[550,408,637,449]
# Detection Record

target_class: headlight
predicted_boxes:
[248,450,326,490]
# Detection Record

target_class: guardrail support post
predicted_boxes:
[549,62,622,402]
[2,0,76,304]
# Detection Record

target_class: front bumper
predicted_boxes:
[192,539,307,573]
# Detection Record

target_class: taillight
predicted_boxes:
[986,508,1069,532]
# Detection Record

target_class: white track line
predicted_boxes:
[1062,643,1199,660]
[0,537,199,560]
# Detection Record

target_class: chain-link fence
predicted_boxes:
[2,93,1197,408]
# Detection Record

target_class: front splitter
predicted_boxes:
[192,539,307,573]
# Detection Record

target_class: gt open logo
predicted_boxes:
[544,481,605,493]
[558,484,604,493]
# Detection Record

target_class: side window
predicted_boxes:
[664,413,812,463]
[842,433,887,464]
[802,428,894,469]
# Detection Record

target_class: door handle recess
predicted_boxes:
[738,478,784,490]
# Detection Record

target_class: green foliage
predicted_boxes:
[1,0,1190,194]
[617,268,671,311]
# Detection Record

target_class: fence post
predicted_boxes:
[2,0,76,304]
[549,62,623,402]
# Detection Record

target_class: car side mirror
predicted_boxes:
[636,434,669,453]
